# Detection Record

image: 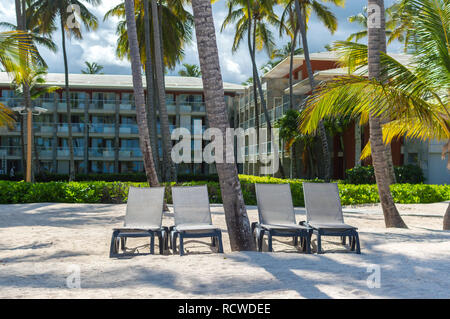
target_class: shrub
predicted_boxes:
[0,176,448,206]
[345,165,425,184]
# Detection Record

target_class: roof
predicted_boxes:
[263,52,340,79]
[0,72,245,93]
[263,51,414,80]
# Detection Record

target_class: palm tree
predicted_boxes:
[0,30,36,128]
[292,0,345,182]
[124,0,160,187]
[222,0,285,177]
[81,61,104,74]
[150,0,176,182]
[178,63,202,77]
[30,0,101,181]
[105,0,192,182]
[191,0,255,251]
[297,0,450,228]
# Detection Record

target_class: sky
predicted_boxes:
[0,0,400,85]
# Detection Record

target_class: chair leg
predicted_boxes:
[171,232,177,254]
[317,233,322,254]
[179,233,184,256]
[354,232,361,254]
[258,230,264,252]
[120,237,126,252]
[305,233,311,254]
[217,231,224,253]
[267,232,273,252]
[341,236,346,245]
[293,236,298,246]
[109,230,119,258]
[350,235,356,251]
[150,233,155,255]
[211,236,216,247]
[158,232,164,255]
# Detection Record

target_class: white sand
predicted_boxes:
[0,202,449,299]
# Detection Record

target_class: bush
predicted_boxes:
[345,165,425,184]
[0,174,448,206]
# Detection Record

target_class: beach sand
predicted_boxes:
[0,202,449,298]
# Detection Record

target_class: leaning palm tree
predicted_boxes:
[178,63,202,77]
[298,0,449,228]
[30,0,101,181]
[292,0,346,182]
[81,61,104,74]
[191,0,255,251]
[123,0,160,187]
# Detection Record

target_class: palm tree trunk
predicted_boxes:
[246,0,285,178]
[294,0,331,182]
[192,0,255,251]
[249,15,260,175]
[144,0,161,179]
[60,14,75,181]
[124,0,160,187]
[151,0,175,182]
[289,27,299,110]
[368,0,406,228]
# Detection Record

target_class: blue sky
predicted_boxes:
[0,0,399,84]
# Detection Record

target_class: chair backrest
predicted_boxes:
[255,183,296,225]
[303,183,344,223]
[124,187,165,228]
[172,185,212,226]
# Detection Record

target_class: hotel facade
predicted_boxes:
[236,52,449,185]
[0,73,243,176]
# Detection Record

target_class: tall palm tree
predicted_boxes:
[150,0,176,182]
[30,0,101,181]
[143,0,160,179]
[297,0,450,228]
[191,0,255,251]
[222,0,285,177]
[347,6,395,43]
[105,0,192,182]
[178,63,202,77]
[124,0,160,187]
[81,61,104,74]
[293,0,345,182]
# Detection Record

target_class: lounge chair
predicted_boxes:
[253,183,312,253]
[110,187,168,258]
[170,185,223,256]
[302,183,361,254]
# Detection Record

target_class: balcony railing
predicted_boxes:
[0,146,22,156]
[89,124,115,134]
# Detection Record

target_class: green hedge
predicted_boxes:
[1,175,448,206]
[345,165,425,184]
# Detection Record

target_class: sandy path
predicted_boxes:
[0,202,449,298]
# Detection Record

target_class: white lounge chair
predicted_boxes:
[170,185,223,256]
[253,184,312,253]
[110,187,167,257]
[302,183,361,254]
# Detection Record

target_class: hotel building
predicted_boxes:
[0,73,243,176]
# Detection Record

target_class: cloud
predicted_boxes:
[0,0,402,83]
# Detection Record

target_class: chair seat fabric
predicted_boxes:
[308,222,356,231]
[174,224,219,233]
[260,223,309,231]
[116,225,162,231]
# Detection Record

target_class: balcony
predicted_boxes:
[0,146,22,157]
[119,148,142,158]
[57,147,84,157]
[89,124,115,134]
[119,124,138,135]
[89,147,115,158]
[57,123,85,134]
[90,99,116,112]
